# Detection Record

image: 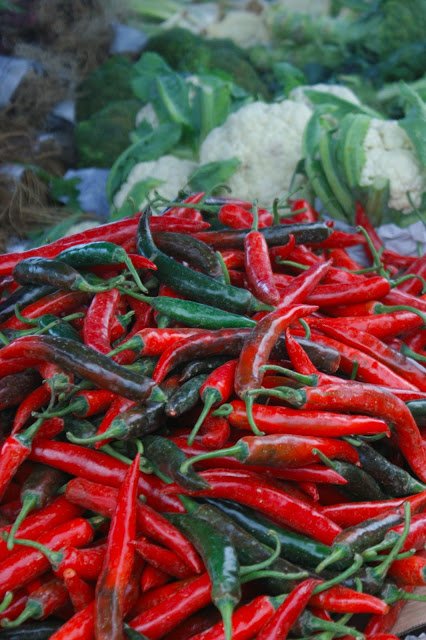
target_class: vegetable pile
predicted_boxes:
[1,194,426,639]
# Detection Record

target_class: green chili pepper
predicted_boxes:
[13,258,120,293]
[167,512,241,640]
[137,210,271,315]
[142,435,209,491]
[123,290,256,329]
[407,399,426,427]
[57,241,147,292]
[165,374,208,417]
[36,314,82,341]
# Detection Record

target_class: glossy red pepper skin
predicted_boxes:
[244,229,279,305]
[286,383,426,481]
[363,587,415,636]
[198,415,231,450]
[129,573,212,638]
[306,276,390,307]
[29,439,184,513]
[83,288,121,354]
[0,496,81,563]
[63,568,94,611]
[200,359,237,408]
[257,578,321,640]
[388,553,426,585]
[165,469,342,545]
[92,396,135,449]
[317,324,426,392]
[227,399,389,437]
[140,565,169,592]
[389,512,426,551]
[64,477,201,573]
[309,586,388,615]
[12,385,52,434]
[132,537,194,579]
[310,310,424,339]
[277,261,331,307]
[0,517,94,598]
[321,491,426,527]
[95,454,140,640]
[0,291,90,331]
[235,305,316,398]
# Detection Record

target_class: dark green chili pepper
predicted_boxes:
[407,399,426,427]
[137,210,270,315]
[0,370,41,411]
[123,290,256,329]
[292,610,362,638]
[153,231,224,280]
[350,440,426,495]
[313,449,387,501]
[63,417,98,441]
[193,221,331,249]
[13,258,117,293]
[7,335,166,405]
[315,508,405,573]
[57,241,147,291]
[207,499,341,571]
[180,498,310,593]
[0,285,54,324]
[0,622,62,639]
[167,511,240,640]
[165,374,208,417]
[179,357,230,383]
[124,358,157,377]
[142,435,209,491]
[36,314,82,341]
[67,402,166,446]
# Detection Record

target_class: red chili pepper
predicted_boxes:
[12,384,52,434]
[227,399,390,437]
[92,396,135,449]
[1,291,89,330]
[0,589,28,624]
[307,276,390,307]
[29,439,184,513]
[268,234,297,263]
[309,585,389,615]
[64,476,202,573]
[257,578,321,640]
[277,261,331,307]
[165,468,342,545]
[50,600,95,640]
[45,389,116,422]
[95,454,139,640]
[280,382,426,481]
[132,578,193,615]
[83,288,121,354]
[198,414,231,450]
[388,553,426,585]
[244,220,279,305]
[397,254,426,295]
[128,573,212,638]
[316,324,426,392]
[310,308,424,338]
[363,587,415,636]
[164,192,206,219]
[140,565,169,592]
[327,247,363,271]
[188,359,237,444]
[389,512,426,551]
[219,204,272,229]
[63,568,94,611]
[220,250,245,269]
[1,578,69,628]
[149,215,211,232]
[0,496,81,563]
[0,517,94,598]
[289,199,319,223]
[132,537,194,579]
[322,491,426,527]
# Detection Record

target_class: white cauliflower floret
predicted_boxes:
[360,119,426,212]
[135,103,159,128]
[290,84,361,106]
[205,11,269,48]
[200,100,312,206]
[113,155,197,210]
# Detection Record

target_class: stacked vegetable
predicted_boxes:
[1,196,426,639]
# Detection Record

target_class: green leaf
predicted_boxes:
[106,123,182,202]
[153,75,192,127]
[189,158,240,194]
[111,178,164,220]
[304,90,383,119]
[190,75,232,142]
[28,213,85,248]
[399,83,426,167]
[132,52,173,102]
[77,56,135,121]
[272,62,306,96]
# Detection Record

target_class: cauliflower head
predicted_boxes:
[360,119,426,212]
[290,83,361,107]
[205,11,270,48]
[200,100,312,206]
[113,155,197,210]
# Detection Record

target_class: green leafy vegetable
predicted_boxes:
[189,159,240,194]
[399,84,426,166]
[111,178,164,220]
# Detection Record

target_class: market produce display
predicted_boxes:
[0,195,426,639]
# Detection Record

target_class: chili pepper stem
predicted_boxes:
[367,502,412,583]
[314,554,364,593]
[315,547,347,574]
[375,303,426,326]
[212,403,233,417]
[240,531,281,576]
[6,494,37,550]
[217,600,233,640]
[401,344,426,362]
[3,534,62,567]
[107,335,144,358]
[251,386,306,408]
[181,443,245,474]
[1,601,39,627]
[187,392,217,445]
[244,395,264,436]
[241,569,308,583]
[385,586,426,605]
[123,256,148,293]
[362,535,398,560]
[258,364,318,386]
[0,592,13,615]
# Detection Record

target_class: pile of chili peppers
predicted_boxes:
[1,193,426,640]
